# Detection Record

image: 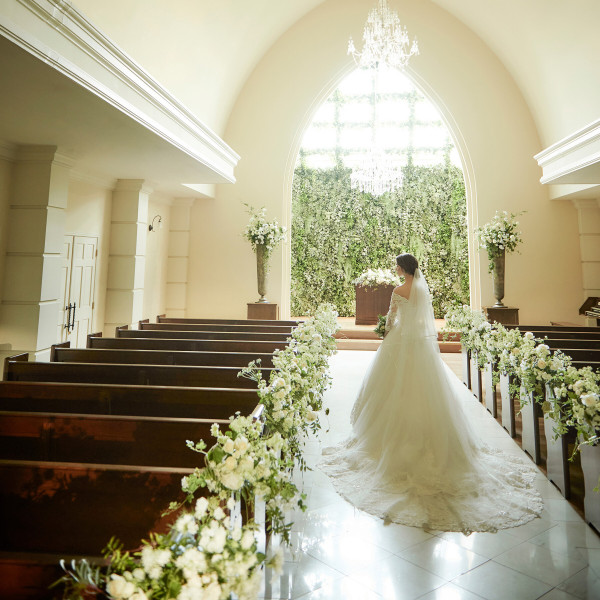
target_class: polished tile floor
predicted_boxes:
[261,351,600,600]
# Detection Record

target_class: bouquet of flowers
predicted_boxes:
[475,211,523,272]
[353,268,400,287]
[242,204,286,256]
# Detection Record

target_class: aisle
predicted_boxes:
[262,351,600,600]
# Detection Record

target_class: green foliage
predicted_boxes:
[291,163,470,318]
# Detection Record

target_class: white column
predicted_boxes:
[104,179,150,332]
[0,145,71,360]
[166,198,194,317]
[573,199,600,324]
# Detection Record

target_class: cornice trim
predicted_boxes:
[535,119,600,185]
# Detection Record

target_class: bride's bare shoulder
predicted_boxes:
[393,285,410,299]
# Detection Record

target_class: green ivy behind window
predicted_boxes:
[291,163,469,318]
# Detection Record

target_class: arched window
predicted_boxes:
[299,67,461,171]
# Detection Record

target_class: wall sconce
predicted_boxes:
[148,215,162,232]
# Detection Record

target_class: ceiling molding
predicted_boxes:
[534,119,600,185]
[0,0,239,182]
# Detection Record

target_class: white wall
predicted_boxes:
[143,199,170,321]
[187,0,583,324]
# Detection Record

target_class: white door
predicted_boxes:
[59,235,97,347]
[57,236,73,343]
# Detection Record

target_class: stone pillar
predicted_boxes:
[166,198,193,317]
[104,179,150,332]
[0,145,71,360]
[573,199,600,324]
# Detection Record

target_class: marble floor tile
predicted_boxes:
[437,530,523,560]
[295,576,383,599]
[493,541,588,587]
[398,537,489,580]
[306,529,395,576]
[416,582,488,600]
[528,521,600,560]
[557,566,600,599]
[351,553,447,599]
[451,561,552,600]
[537,589,587,600]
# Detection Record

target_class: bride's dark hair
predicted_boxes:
[396,253,419,276]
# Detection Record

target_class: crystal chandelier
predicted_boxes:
[348,0,419,70]
[347,0,417,195]
[350,148,403,196]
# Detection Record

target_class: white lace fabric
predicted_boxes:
[321,275,543,534]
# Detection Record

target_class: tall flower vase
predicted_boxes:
[491,249,506,308]
[255,243,269,303]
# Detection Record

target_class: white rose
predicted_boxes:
[582,394,599,407]
[537,359,547,370]
[234,436,249,453]
[306,410,318,422]
[132,568,145,582]
[511,347,520,356]
[223,438,235,454]
[195,497,209,519]
[223,455,237,472]
[524,332,534,340]
[221,471,244,490]
[241,529,255,550]
[213,506,226,521]
[107,574,136,599]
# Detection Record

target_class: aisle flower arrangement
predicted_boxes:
[55,305,339,600]
[353,268,401,288]
[444,306,600,449]
[475,210,523,272]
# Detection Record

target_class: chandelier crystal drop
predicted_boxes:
[348,0,419,70]
[350,148,403,196]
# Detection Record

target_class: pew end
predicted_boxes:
[86,332,102,348]
[50,341,70,362]
[3,354,29,382]
[115,324,129,337]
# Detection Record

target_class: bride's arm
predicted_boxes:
[384,294,399,337]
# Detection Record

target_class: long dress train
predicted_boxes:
[320,271,543,534]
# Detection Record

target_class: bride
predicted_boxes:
[320,253,543,533]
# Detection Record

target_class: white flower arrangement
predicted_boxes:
[243,204,286,256]
[55,305,340,600]
[475,210,523,272]
[353,268,401,288]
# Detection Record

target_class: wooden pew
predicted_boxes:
[88,335,288,354]
[116,328,290,342]
[156,315,301,327]
[0,459,190,555]
[140,321,294,334]
[0,381,259,419]
[52,346,275,369]
[0,411,226,468]
[4,356,272,389]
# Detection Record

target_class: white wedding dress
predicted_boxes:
[320,270,543,534]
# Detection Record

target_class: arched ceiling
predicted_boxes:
[71,0,600,148]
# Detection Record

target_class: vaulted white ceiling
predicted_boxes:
[71,0,600,150]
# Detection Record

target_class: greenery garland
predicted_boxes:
[291,163,469,318]
[54,307,340,600]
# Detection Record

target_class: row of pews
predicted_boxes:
[463,324,600,529]
[0,315,300,599]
